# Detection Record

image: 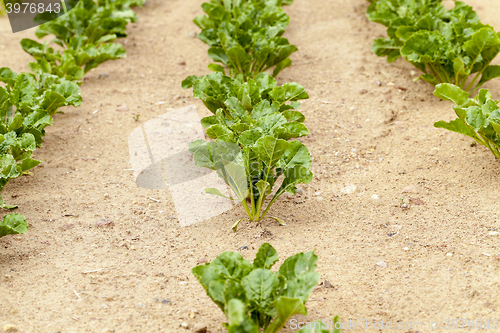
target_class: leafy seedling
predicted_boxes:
[434,83,500,159]
[367,0,500,93]
[185,73,312,230]
[192,243,320,333]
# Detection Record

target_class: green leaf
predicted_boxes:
[433,83,470,106]
[479,65,500,87]
[226,299,261,333]
[264,297,307,333]
[241,269,280,314]
[272,58,292,77]
[253,136,289,168]
[182,75,199,89]
[434,119,481,142]
[205,188,235,200]
[0,213,28,238]
[253,243,279,270]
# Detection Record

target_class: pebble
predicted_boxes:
[98,73,109,79]
[181,322,189,329]
[192,324,207,333]
[314,191,322,196]
[340,185,357,194]
[409,197,424,205]
[323,280,334,288]
[489,231,499,236]
[196,258,208,264]
[376,261,387,268]
[296,188,304,195]
[239,246,249,250]
[371,194,379,200]
[359,89,368,94]
[3,325,18,332]
[135,302,147,308]
[403,247,409,251]
[446,253,453,257]
[401,185,421,194]
[179,281,188,285]
[154,298,171,304]
[375,80,382,86]
[186,32,197,38]
[116,105,129,112]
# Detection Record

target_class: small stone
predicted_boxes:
[375,80,382,86]
[340,185,357,194]
[178,60,186,66]
[371,194,379,200]
[239,246,249,251]
[323,280,334,288]
[179,281,188,286]
[410,70,416,76]
[489,231,499,236]
[446,253,453,257]
[98,73,109,79]
[116,105,129,112]
[417,94,425,101]
[181,322,189,329]
[359,89,368,94]
[401,185,421,194]
[295,188,304,195]
[409,197,424,205]
[104,193,110,199]
[315,197,324,202]
[135,302,147,308]
[193,324,207,333]
[3,325,18,332]
[186,32,197,38]
[314,191,322,196]
[403,247,409,251]
[197,257,208,264]
[376,261,387,268]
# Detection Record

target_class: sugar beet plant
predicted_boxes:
[21,0,143,82]
[192,0,297,80]
[192,243,320,333]
[434,84,500,159]
[0,0,144,239]
[367,0,500,93]
[185,72,312,230]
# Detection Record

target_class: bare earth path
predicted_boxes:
[1,0,499,332]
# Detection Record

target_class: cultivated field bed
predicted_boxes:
[1,0,500,332]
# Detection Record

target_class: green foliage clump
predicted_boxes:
[185,73,312,230]
[434,84,500,159]
[192,243,320,333]
[193,0,297,80]
[367,0,500,93]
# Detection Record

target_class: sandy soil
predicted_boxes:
[1,0,500,332]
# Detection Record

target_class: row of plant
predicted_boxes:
[182,0,313,231]
[367,0,500,159]
[0,0,145,238]
[183,1,341,332]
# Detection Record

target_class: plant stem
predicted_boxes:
[465,70,483,93]
[242,199,254,221]
[60,0,68,14]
